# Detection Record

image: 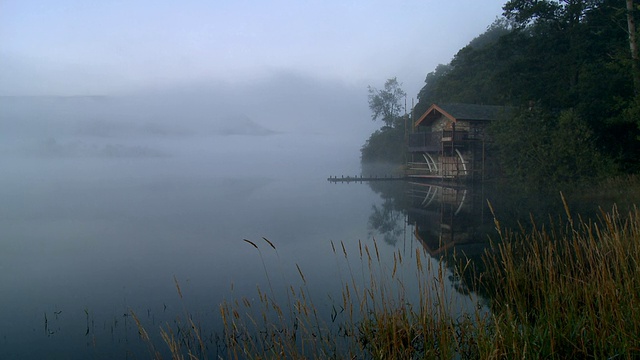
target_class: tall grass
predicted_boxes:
[481,200,640,358]
[216,237,485,359]
[135,203,640,359]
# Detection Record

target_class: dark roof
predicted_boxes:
[415,103,512,127]
[438,103,507,121]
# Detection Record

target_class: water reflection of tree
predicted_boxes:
[366,180,409,246]
[368,201,404,245]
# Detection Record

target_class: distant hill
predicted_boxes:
[0,95,278,138]
[214,114,278,136]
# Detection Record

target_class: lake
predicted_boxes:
[0,115,496,359]
[4,93,630,358]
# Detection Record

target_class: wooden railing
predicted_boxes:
[408,131,469,152]
[408,132,441,152]
[441,130,469,142]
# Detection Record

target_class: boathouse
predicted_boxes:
[407,103,508,181]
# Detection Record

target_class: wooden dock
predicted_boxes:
[327,175,407,183]
[328,174,466,184]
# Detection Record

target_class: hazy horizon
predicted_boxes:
[1,0,506,98]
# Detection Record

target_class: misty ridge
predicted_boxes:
[0,72,374,163]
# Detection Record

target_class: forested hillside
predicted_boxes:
[363,0,640,186]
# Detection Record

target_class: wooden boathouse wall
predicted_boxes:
[407,103,506,182]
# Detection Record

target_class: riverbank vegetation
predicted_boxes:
[362,0,640,186]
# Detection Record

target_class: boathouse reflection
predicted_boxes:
[365,179,493,257]
[407,181,491,257]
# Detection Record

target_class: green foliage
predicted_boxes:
[490,107,613,189]
[360,124,406,164]
[414,64,452,116]
[362,78,408,165]
[367,77,406,128]
[503,0,564,26]
[416,19,515,113]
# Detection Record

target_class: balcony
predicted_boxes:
[408,131,469,152]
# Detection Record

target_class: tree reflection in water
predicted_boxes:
[365,179,410,246]
[368,201,404,245]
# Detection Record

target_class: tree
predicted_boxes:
[415,64,452,116]
[503,0,596,27]
[627,0,640,94]
[415,19,512,114]
[361,78,408,166]
[367,77,406,128]
[360,126,406,164]
[489,107,613,188]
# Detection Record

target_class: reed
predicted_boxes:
[215,237,487,359]
[219,238,342,359]
[481,202,640,358]
[133,203,640,359]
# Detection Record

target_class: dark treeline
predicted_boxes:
[363,0,640,188]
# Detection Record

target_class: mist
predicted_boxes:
[0,72,378,180]
[0,71,393,359]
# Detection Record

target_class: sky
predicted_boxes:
[1,0,507,98]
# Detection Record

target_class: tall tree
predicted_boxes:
[502,0,562,26]
[503,0,596,27]
[367,77,406,128]
[627,0,640,94]
[489,108,612,188]
[415,64,452,116]
[361,78,407,165]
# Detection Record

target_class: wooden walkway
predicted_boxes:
[327,175,407,183]
[327,174,465,184]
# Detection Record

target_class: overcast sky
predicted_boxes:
[1,0,506,97]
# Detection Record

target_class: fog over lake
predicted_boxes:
[2,74,466,359]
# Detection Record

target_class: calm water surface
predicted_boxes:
[3,122,620,358]
[1,130,491,359]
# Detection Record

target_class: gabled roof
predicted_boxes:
[414,103,509,127]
